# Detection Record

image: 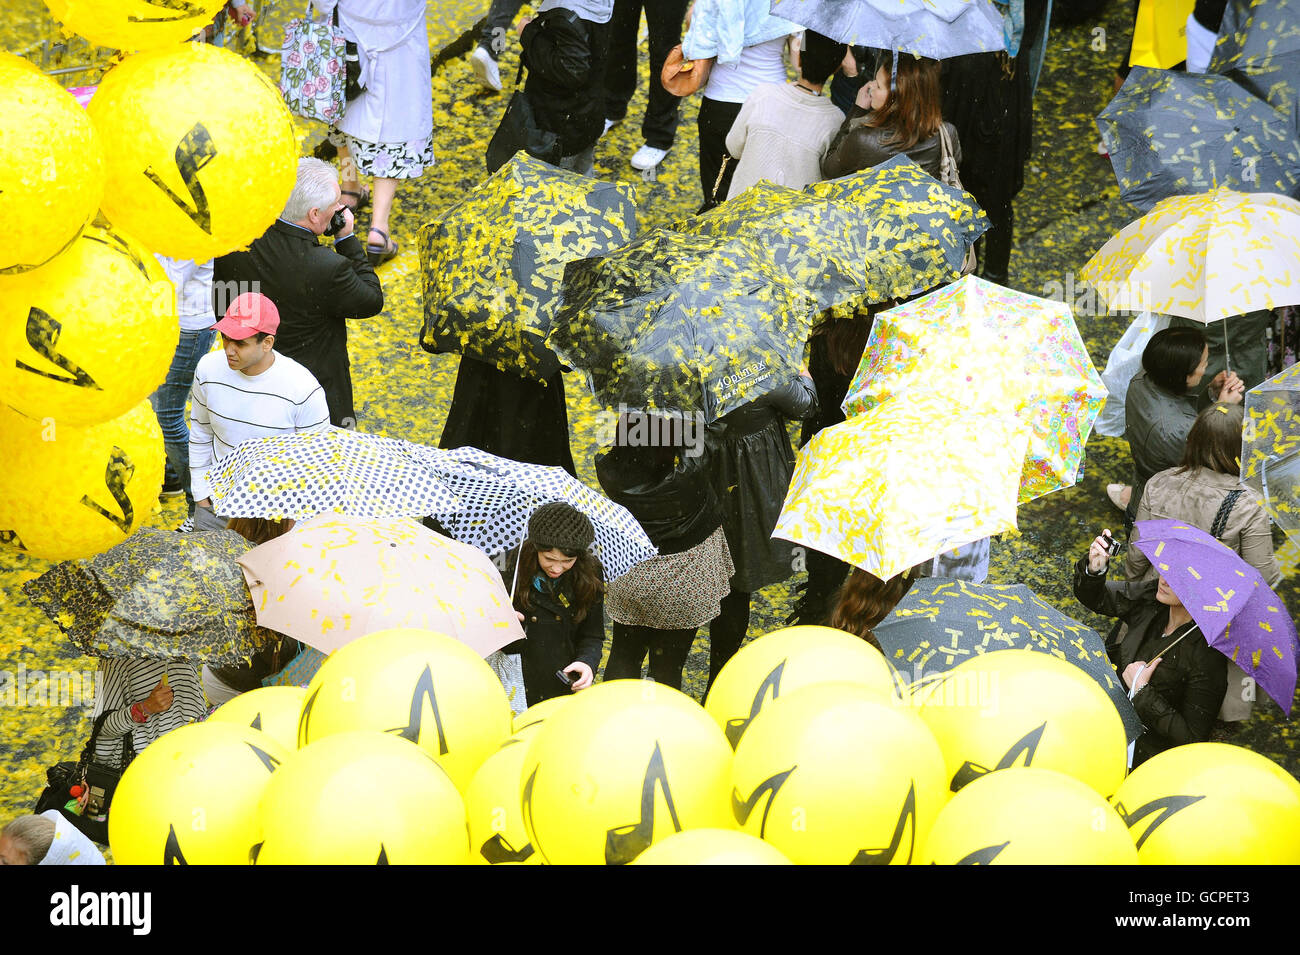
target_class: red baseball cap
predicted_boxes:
[213,292,280,339]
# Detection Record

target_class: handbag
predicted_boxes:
[661,44,714,96]
[1129,0,1195,69]
[279,2,348,124]
[937,123,978,275]
[33,709,134,845]
[486,62,562,173]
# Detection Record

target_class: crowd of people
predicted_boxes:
[5,0,1296,860]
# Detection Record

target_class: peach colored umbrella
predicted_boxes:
[237,513,524,657]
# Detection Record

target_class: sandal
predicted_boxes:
[340,185,370,213]
[366,228,399,267]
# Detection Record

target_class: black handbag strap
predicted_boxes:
[78,696,135,774]
[1210,489,1245,539]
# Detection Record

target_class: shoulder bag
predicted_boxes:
[661,44,714,96]
[937,122,979,276]
[486,60,562,173]
[33,707,134,845]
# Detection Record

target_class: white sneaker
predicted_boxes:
[470,46,502,92]
[603,117,618,136]
[630,144,668,170]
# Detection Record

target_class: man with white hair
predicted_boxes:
[212,157,384,428]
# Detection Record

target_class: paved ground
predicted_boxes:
[2,0,1296,822]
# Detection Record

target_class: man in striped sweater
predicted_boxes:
[189,292,331,532]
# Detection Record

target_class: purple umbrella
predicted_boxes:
[1133,519,1297,715]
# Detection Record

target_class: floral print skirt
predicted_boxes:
[328,126,435,180]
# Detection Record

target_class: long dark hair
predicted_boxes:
[811,302,886,376]
[1142,326,1206,394]
[830,568,915,650]
[513,539,604,624]
[863,51,943,150]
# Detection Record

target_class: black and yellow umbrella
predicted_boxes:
[1210,0,1300,131]
[675,181,921,309]
[550,228,819,422]
[808,154,988,283]
[417,153,638,381]
[22,528,276,667]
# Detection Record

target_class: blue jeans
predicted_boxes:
[149,327,216,513]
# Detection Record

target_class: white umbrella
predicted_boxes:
[769,0,1005,58]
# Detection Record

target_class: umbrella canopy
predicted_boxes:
[1210,0,1300,131]
[774,395,1030,581]
[1080,187,1300,322]
[873,577,1144,742]
[417,153,638,381]
[548,228,819,422]
[22,528,275,666]
[1242,363,1300,534]
[841,275,1107,502]
[413,446,657,581]
[206,427,463,521]
[1132,519,1297,715]
[769,0,1005,57]
[237,514,526,657]
[808,154,989,280]
[1098,66,1300,212]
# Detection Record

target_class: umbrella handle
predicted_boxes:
[1222,315,1231,375]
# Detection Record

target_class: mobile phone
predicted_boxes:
[323,208,348,236]
[555,668,574,686]
[1102,531,1123,557]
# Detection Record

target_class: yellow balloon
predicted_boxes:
[209,686,308,753]
[108,721,289,864]
[705,625,898,748]
[521,679,734,864]
[631,829,793,865]
[43,0,227,53]
[465,739,541,865]
[1110,742,1300,863]
[88,44,297,260]
[916,649,1128,798]
[921,767,1139,864]
[731,682,948,864]
[297,628,513,792]
[512,695,569,738]
[0,53,104,275]
[0,219,176,426]
[0,400,163,561]
[257,732,468,865]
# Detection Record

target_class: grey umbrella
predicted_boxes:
[1210,0,1300,133]
[1098,66,1300,212]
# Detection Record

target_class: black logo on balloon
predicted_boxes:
[850,781,917,865]
[144,123,217,233]
[377,845,389,865]
[16,307,102,389]
[248,841,263,864]
[725,660,784,747]
[297,686,320,747]
[480,834,535,864]
[521,765,543,861]
[0,530,26,551]
[950,722,1047,792]
[385,665,450,755]
[246,742,281,774]
[78,447,135,534]
[956,841,1010,865]
[250,713,262,731]
[164,824,188,865]
[1113,794,1207,850]
[85,219,155,280]
[731,766,796,838]
[604,742,682,865]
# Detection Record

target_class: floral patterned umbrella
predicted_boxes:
[841,275,1107,503]
[22,527,275,666]
[417,153,637,382]
[774,395,1030,581]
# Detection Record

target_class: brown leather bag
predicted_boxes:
[661,44,714,96]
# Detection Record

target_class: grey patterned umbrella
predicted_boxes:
[1210,0,1300,132]
[1098,66,1300,212]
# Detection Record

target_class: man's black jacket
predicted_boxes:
[213,221,384,426]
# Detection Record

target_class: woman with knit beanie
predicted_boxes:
[507,501,607,706]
